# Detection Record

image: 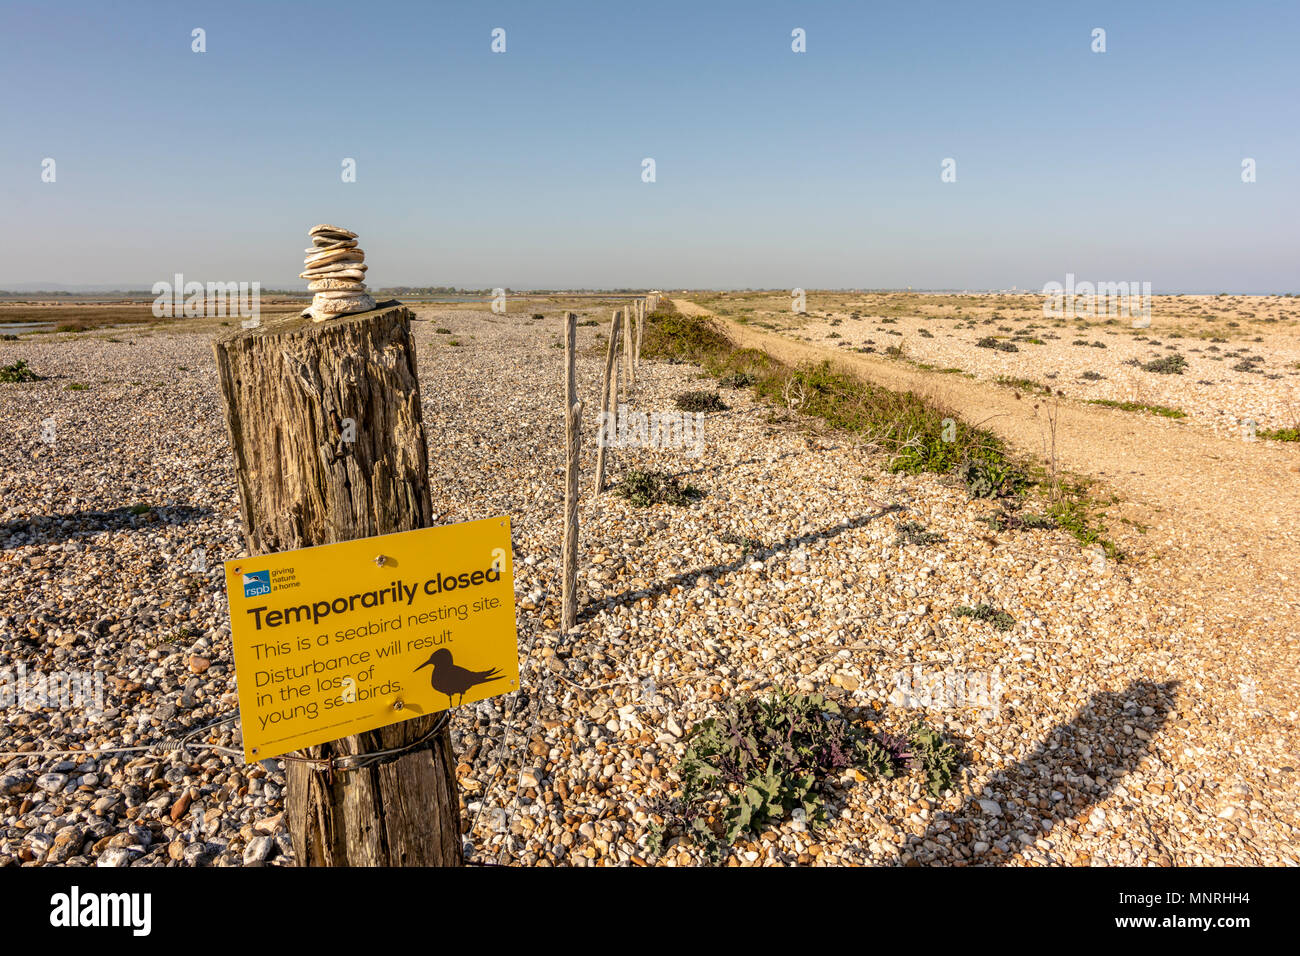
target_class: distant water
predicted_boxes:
[0,322,55,334]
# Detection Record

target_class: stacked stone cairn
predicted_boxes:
[299,224,375,321]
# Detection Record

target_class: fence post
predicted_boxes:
[593,308,622,497]
[561,311,581,632]
[623,301,635,392]
[635,299,644,368]
[212,303,461,867]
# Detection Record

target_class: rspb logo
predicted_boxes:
[243,571,271,598]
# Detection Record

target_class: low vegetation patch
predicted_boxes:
[643,304,1123,558]
[1257,426,1300,442]
[0,359,41,383]
[994,376,1051,395]
[650,692,957,860]
[718,371,756,388]
[975,336,1018,352]
[718,532,763,552]
[674,390,728,413]
[613,469,703,507]
[895,520,945,547]
[1086,399,1185,419]
[953,604,1015,631]
[1142,353,1188,374]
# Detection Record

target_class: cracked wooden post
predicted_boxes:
[213,303,462,867]
[593,308,621,497]
[561,311,582,632]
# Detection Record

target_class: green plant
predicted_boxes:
[1086,399,1186,419]
[658,695,958,859]
[0,359,41,383]
[1142,353,1187,374]
[673,694,893,850]
[434,327,452,334]
[719,532,763,553]
[994,376,1050,394]
[718,371,756,388]
[910,723,959,798]
[613,469,703,507]
[953,604,1015,631]
[1257,426,1300,442]
[956,459,1025,499]
[895,520,945,547]
[674,390,728,413]
[975,336,1018,352]
[65,382,89,391]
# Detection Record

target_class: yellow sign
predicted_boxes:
[223,517,518,762]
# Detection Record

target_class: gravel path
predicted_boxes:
[1,306,1296,866]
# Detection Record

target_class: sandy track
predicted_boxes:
[676,298,1300,765]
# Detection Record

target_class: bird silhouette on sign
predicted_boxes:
[414,648,504,708]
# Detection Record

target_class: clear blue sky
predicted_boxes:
[1,0,1296,292]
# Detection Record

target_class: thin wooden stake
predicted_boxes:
[562,311,581,633]
[593,308,622,497]
[623,301,635,391]
[635,299,644,368]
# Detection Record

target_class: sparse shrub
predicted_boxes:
[1080,371,1103,381]
[613,469,703,507]
[658,692,956,859]
[1258,426,1300,442]
[674,390,728,412]
[0,359,41,383]
[953,604,1015,631]
[434,327,452,334]
[956,459,1024,499]
[718,371,756,388]
[975,337,1018,352]
[1142,353,1187,374]
[719,531,763,552]
[895,520,945,547]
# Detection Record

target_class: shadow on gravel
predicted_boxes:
[0,505,214,549]
[579,503,905,623]
[896,680,1177,866]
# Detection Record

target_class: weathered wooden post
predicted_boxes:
[593,308,622,497]
[623,301,635,390]
[561,311,581,632]
[634,299,644,368]
[213,304,462,866]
